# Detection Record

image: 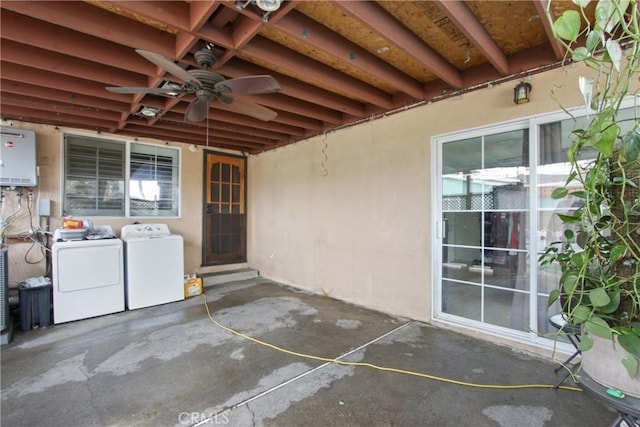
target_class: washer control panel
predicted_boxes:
[121,223,171,239]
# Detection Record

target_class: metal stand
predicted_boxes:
[549,313,581,388]
[579,373,640,427]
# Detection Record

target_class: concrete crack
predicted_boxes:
[247,402,257,427]
[79,363,101,423]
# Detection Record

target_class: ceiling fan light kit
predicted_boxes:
[139,106,161,117]
[161,81,182,96]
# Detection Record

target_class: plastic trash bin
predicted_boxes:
[18,282,52,331]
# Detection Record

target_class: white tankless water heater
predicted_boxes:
[0,126,38,187]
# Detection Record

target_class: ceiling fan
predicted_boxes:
[106,48,281,122]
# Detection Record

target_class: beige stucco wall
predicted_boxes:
[247,64,589,323]
[3,63,594,325]
[2,124,246,286]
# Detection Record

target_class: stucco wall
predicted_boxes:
[248,64,588,322]
[2,124,246,286]
[3,63,592,313]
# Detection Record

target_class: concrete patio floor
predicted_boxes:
[1,278,616,426]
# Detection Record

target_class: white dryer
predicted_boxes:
[52,237,124,324]
[121,223,184,310]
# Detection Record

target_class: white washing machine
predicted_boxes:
[121,223,184,310]
[52,236,125,324]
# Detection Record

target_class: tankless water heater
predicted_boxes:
[0,126,38,187]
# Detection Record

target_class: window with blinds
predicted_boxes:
[63,135,180,217]
[64,136,125,216]
[129,142,179,217]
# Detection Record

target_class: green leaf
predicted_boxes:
[564,229,575,239]
[631,322,640,336]
[585,29,603,51]
[576,231,589,248]
[572,46,590,62]
[561,271,579,293]
[554,10,581,41]
[610,245,627,262]
[595,0,620,33]
[552,187,569,199]
[548,289,561,307]
[592,123,619,157]
[623,130,640,162]
[619,333,640,358]
[605,39,622,72]
[557,213,581,224]
[599,291,620,314]
[589,287,611,307]
[585,317,614,339]
[571,251,587,268]
[572,305,592,323]
[622,356,638,378]
[569,190,587,199]
[578,333,593,351]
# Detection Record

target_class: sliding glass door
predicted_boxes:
[439,126,531,331]
[434,104,636,343]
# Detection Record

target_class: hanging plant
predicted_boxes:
[539,0,640,377]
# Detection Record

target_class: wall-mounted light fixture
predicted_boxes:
[139,106,161,117]
[513,81,532,104]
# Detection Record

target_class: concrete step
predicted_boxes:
[199,268,259,287]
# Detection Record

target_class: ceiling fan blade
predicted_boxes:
[106,86,189,95]
[217,95,278,121]
[185,98,210,122]
[135,49,201,87]
[215,75,281,94]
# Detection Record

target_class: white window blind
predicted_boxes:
[63,135,180,217]
[129,142,179,217]
[64,135,125,216]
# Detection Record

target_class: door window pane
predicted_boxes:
[442,281,481,321]
[440,127,530,329]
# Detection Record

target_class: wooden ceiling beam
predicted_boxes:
[273,10,425,100]
[104,1,202,59]
[0,11,155,74]
[123,124,268,148]
[433,0,509,75]
[532,0,566,60]
[190,0,221,31]
[0,62,132,103]
[165,105,304,138]
[115,125,263,152]
[215,0,306,67]
[2,95,122,122]
[0,105,116,131]
[0,80,138,113]
[333,0,463,89]
[242,36,393,108]
[222,59,366,117]
[1,40,147,88]
[107,1,193,32]
[1,1,176,58]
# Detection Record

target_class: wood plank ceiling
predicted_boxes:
[0,1,578,154]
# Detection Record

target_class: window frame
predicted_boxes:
[61,132,181,218]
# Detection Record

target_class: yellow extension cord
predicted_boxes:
[202,294,582,393]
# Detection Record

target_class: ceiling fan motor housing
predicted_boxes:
[196,88,216,102]
[194,49,217,69]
